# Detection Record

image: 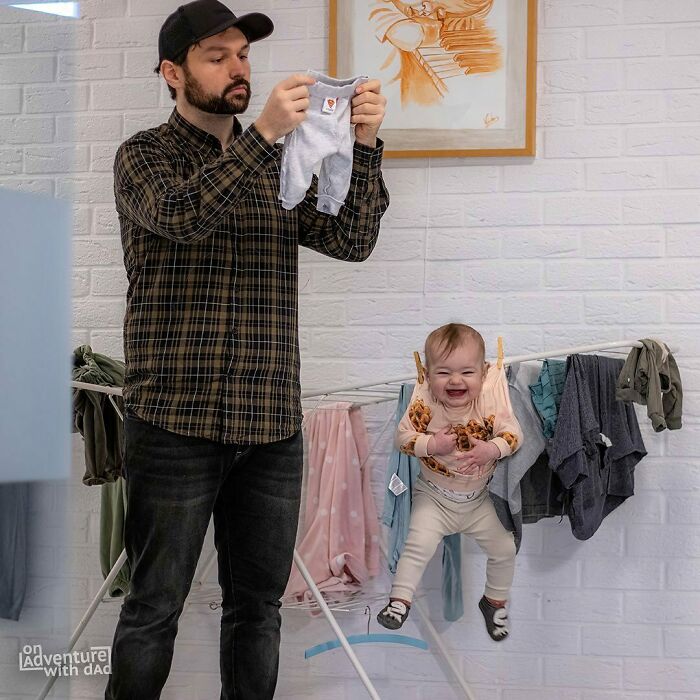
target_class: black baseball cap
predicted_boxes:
[158,0,274,64]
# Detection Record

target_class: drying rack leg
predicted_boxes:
[36,534,219,700]
[378,541,475,699]
[37,546,383,700]
[410,596,476,700]
[190,545,217,592]
[292,550,382,700]
[36,549,128,700]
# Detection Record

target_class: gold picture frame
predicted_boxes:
[330,0,537,158]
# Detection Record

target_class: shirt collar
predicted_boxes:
[168,108,243,152]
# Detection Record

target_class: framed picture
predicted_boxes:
[330,0,537,158]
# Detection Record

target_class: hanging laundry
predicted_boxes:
[510,361,567,526]
[100,477,130,597]
[529,358,567,438]
[72,345,131,593]
[382,385,421,574]
[519,451,565,524]
[489,361,548,551]
[382,384,463,622]
[549,355,647,540]
[72,345,125,485]
[279,70,368,216]
[0,483,28,621]
[351,407,380,580]
[285,403,379,599]
[616,338,683,432]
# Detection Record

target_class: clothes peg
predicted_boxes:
[414,351,426,384]
[497,337,504,369]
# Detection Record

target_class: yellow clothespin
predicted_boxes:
[413,351,426,384]
[497,336,504,369]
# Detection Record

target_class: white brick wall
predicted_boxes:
[0,0,699,698]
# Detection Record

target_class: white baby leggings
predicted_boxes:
[279,70,368,216]
[391,479,516,603]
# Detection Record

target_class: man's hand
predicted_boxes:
[254,74,316,144]
[427,426,457,457]
[453,436,500,476]
[351,79,386,148]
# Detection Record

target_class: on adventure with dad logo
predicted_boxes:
[19,645,111,677]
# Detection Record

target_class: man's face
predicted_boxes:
[181,27,252,115]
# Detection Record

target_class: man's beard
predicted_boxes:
[183,69,251,115]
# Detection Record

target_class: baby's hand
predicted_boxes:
[427,426,457,456]
[453,436,500,475]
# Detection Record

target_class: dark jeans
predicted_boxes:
[105,415,303,700]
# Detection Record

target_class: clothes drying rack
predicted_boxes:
[48,338,664,700]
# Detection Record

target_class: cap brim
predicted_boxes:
[197,12,274,45]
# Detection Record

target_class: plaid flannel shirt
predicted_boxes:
[114,109,389,445]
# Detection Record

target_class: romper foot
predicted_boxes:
[377,600,410,630]
[478,596,509,641]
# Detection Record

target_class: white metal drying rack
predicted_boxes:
[51,338,658,700]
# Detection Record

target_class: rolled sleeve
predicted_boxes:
[413,434,432,458]
[351,138,385,180]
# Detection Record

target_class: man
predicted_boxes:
[105,1,389,698]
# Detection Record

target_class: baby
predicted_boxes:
[378,323,522,641]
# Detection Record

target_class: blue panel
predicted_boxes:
[0,188,71,482]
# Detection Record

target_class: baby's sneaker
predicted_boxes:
[377,600,409,630]
[478,596,509,641]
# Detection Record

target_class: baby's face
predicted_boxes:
[426,342,487,408]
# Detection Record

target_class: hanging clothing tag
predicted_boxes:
[388,473,408,496]
[322,96,337,114]
[600,432,612,447]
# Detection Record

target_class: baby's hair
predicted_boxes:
[424,323,485,367]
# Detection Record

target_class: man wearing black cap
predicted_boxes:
[106,1,389,699]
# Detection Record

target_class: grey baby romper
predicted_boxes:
[279,70,368,216]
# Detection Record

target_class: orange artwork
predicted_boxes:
[370,0,502,108]
[330,0,537,157]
